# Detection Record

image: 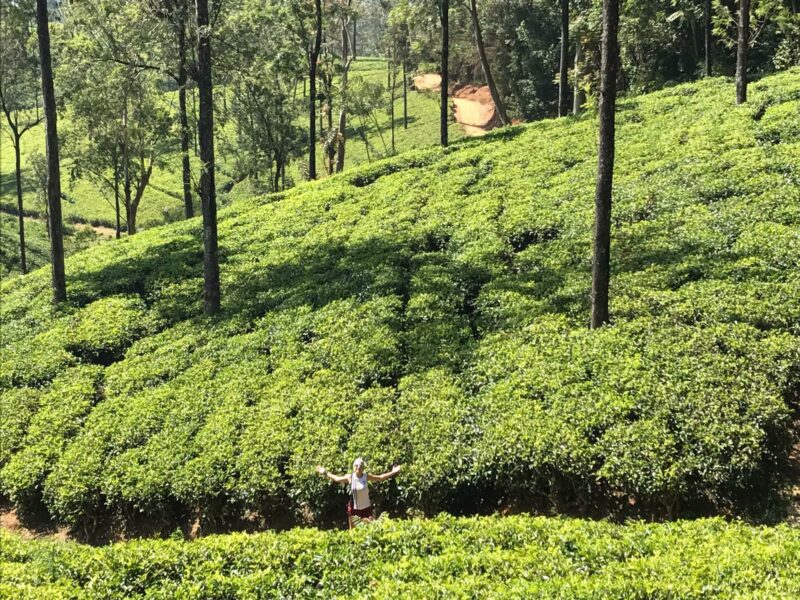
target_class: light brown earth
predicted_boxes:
[412,73,442,92]
[412,74,499,137]
[0,504,68,542]
[73,221,117,238]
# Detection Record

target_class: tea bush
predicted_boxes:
[1,70,799,528]
[2,515,800,598]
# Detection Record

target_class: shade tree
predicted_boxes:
[0,2,43,274]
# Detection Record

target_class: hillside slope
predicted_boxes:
[1,70,799,534]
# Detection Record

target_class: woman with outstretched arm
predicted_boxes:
[316,457,401,529]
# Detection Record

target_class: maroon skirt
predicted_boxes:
[346,502,374,519]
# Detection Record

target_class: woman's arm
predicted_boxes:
[316,465,350,484]
[367,465,401,482]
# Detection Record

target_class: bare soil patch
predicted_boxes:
[412,73,442,92]
[452,85,500,136]
[411,74,501,136]
[73,221,116,238]
[0,503,68,542]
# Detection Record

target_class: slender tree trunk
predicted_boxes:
[590,0,620,329]
[320,94,325,142]
[178,0,193,218]
[403,59,408,129]
[469,0,509,126]
[36,0,65,303]
[574,40,585,116]
[558,0,570,117]
[114,161,121,239]
[335,16,351,173]
[196,0,220,315]
[390,61,396,153]
[123,100,134,235]
[14,137,27,274]
[326,90,334,174]
[309,0,322,180]
[440,0,449,147]
[128,203,138,235]
[192,85,198,154]
[705,0,712,76]
[736,0,750,104]
[352,18,357,60]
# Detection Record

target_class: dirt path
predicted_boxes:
[412,74,498,137]
[2,209,117,239]
[73,222,116,238]
[0,504,68,542]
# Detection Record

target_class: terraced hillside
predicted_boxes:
[1,70,799,536]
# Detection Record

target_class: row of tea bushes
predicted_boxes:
[2,515,800,599]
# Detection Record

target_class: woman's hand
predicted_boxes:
[390,464,402,476]
[315,465,327,475]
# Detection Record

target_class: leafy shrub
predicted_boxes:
[2,515,800,598]
[0,366,103,508]
[65,296,157,364]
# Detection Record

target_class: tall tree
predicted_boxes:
[440,0,449,147]
[335,0,354,173]
[468,0,509,125]
[705,0,713,76]
[35,0,66,302]
[195,0,220,314]
[736,0,750,104]
[0,3,43,274]
[305,0,323,180]
[573,38,584,115]
[590,0,620,329]
[59,2,172,237]
[558,0,570,117]
[166,0,194,218]
[402,51,409,128]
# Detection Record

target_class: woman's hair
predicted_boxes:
[353,457,365,470]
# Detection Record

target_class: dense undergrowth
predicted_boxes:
[2,515,800,598]
[1,70,799,535]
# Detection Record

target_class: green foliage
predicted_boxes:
[0,366,103,508]
[64,296,158,364]
[1,70,799,528]
[2,515,800,598]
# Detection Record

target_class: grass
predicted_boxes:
[0,212,102,282]
[0,69,798,536]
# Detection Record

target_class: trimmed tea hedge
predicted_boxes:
[1,70,799,530]
[2,515,800,598]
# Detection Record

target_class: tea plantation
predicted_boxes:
[1,69,799,540]
[3,516,800,598]
[0,58,457,270]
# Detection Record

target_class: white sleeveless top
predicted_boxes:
[350,473,370,509]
